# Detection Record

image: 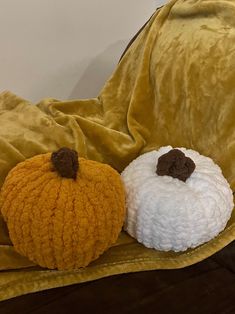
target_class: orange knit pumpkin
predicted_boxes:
[0,148,126,270]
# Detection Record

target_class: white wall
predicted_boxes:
[0,0,167,102]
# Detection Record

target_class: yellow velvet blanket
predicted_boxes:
[0,0,235,301]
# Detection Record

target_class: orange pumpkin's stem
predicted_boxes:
[51,147,78,179]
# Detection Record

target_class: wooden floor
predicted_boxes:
[1,241,235,314]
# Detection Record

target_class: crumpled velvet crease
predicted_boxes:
[0,0,235,301]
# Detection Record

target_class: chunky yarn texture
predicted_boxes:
[121,146,234,252]
[0,151,126,270]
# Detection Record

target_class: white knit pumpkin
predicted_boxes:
[121,146,234,252]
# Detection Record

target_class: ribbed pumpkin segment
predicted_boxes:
[53,179,74,270]
[0,149,126,270]
[34,177,62,269]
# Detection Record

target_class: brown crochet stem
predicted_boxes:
[156,149,196,182]
[51,147,78,179]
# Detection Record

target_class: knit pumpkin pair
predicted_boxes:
[0,146,233,270]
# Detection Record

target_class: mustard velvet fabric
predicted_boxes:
[0,0,235,300]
